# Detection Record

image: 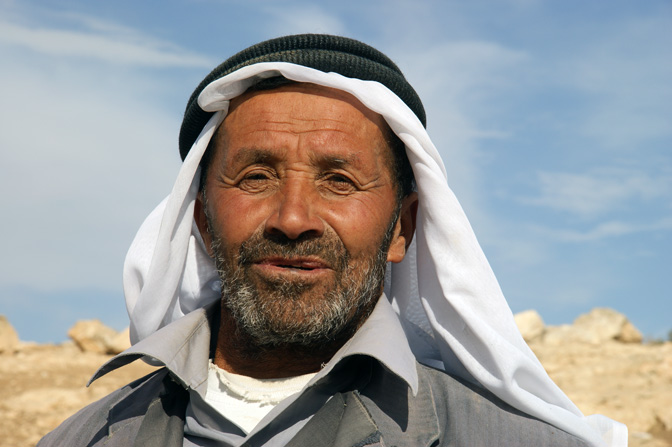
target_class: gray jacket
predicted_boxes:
[38,358,588,447]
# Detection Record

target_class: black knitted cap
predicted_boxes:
[179,34,426,160]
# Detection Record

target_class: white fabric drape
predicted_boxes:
[123,62,627,447]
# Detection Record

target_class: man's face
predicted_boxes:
[197,84,413,349]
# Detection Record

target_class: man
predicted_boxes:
[39,34,625,446]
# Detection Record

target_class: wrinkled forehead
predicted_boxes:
[227,82,389,133]
[210,83,394,169]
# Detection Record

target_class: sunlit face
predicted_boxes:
[196,83,413,348]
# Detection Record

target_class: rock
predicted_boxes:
[0,315,20,353]
[573,308,643,344]
[67,320,120,354]
[540,308,643,346]
[654,402,672,433]
[514,310,545,342]
[107,327,131,354]
[618,320,644,344]
[541,324,578,346]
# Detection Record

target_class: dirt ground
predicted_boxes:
[1,339,670,446]
[532,339,672,447]
[0,342,157,447]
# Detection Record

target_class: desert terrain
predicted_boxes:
[1,308,670,447]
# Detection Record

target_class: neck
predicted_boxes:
[213,307,347,379]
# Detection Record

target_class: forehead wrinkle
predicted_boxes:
[230,147,283,166]
[254,116,368,136]
[308,151,363,171]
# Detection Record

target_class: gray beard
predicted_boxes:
[206,208,398,350]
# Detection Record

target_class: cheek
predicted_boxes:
[322,196,396,255]
[209,192,270,242]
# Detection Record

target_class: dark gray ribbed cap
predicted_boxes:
[179,34,426,160]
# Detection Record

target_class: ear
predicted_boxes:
[194,192,214,258]
[386,192,418,263]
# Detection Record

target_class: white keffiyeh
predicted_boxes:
[123,62,627,447]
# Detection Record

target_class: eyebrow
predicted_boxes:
[314,155,365,174]
[231,147,363,170]
[231,148,281,166]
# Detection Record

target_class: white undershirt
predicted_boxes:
[204,360,317,434]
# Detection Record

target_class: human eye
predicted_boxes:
[238,168,275,191]
[322,172,357,194]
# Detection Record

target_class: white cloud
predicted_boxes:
[519,167,672,219]
[0,14,215,68]
[531,217,672,242]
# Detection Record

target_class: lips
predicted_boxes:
[255,256,331,272]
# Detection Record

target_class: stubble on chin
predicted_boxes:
[211,230,386,351]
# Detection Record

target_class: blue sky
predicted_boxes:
[1,0,670,343]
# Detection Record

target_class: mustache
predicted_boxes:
[237,232,350,270]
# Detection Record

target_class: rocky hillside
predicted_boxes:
[1,309,670,447]
[516,309,672,447]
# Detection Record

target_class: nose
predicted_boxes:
[264,179,325,240]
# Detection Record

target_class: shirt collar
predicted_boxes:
[90,294,418,396]
[314,295,419,394]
